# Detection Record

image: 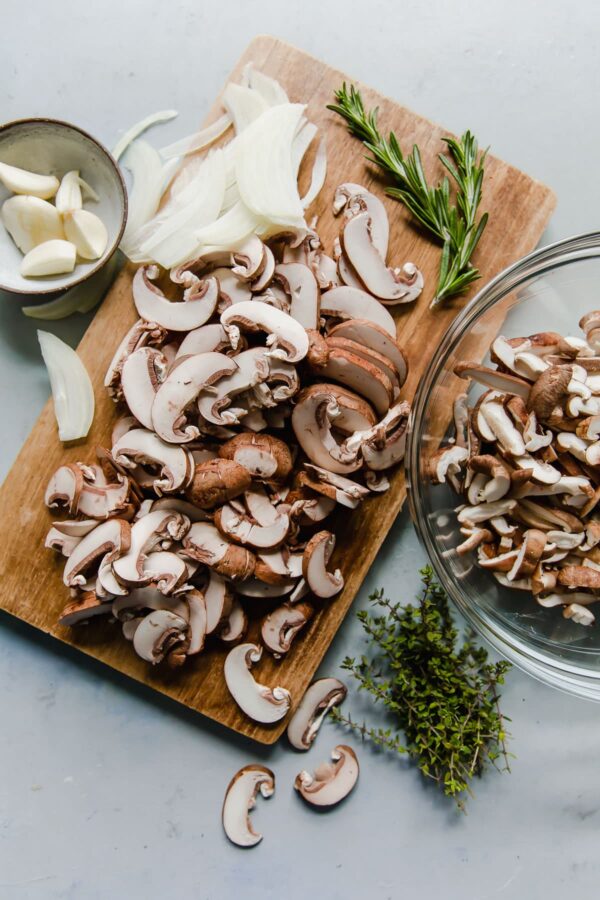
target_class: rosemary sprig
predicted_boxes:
[327,84,489,307]
[331,567,511,810]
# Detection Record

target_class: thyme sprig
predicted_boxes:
[331,567,511,809]
[327,84,489,306]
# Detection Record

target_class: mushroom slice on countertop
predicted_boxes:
[58,591,111,626]
[260,601,313,657]
[328,319,408,387]
[218,598,248,644]
[120,346,167,432]
[273,262,320,330]
[287,677,348,751]
[133,609,189,664]
[302,531,343,598]
[175,323,231,358]
[291,384,373,475]
[133,266,219,331]
[222,765,275,848]
[310,346,393,415]
[112,428,193,494]
[185,458,252,509]
[221,300,309,364]
[152,352,237,443]
[112,510,189,587]
[197,348,270,425]
[45,463,84,514]
[294,745,359,807]
[204,570,233,634]
[218,432,293,481]
[333,183,389,257]
[182,522,256,580]
[319,286,396,337]
[141,551,188,595]
[342,211,423,304]
[104,318,166,399]
[215,503,290,549]
[182,589,207,655]
[325,335,401,398]
[224,642,291,723]
[63,519,131,587]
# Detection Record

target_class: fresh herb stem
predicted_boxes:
[331,566,511,810]
[327,84,489,307]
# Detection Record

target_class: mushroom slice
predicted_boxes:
[273,262,320,329]
[112,510,189,586]
[319,286,396,337]
[427,446,469,484]
[111,585,189,621]
[217,598,248,644]
[291,384,372,475]
[133,266,219,331]
[197,348,270,425]
[133,609,188,664]
[176,323,231,358]
[328,319,408,387]
[326,336,401,398]
[186,458,252,509]
[182,522,256,580]
[182,589,207,655]
[52,518,98,538]
[235,577,297,599]
[204,571,233,634]
[342,212,423,303]
[112,428,193,494]
[302,531,343,598]
[45,463,84,514]
[215,503,290,549]
[58,591,111,626]
[152,352,237,443]
[149,496,212,522]
[224,643,291,723]
[527,364,573,420]
[120,346,167,431]
[63,519,131,587]
[457,499,517,525]
[343,401,411,472]
[212,266,254,306]
[468,455,511,501]
[219,433,293,481]
[563,603,596,626]
[557,566,600,590]
[310,346,393,415]
[260,601,313,657]
[294,745,359,807]
[333,183,389,256]
[221,301,309,363]
[104,318,166,399]
[142,551,188,595]
[287,677,348,751]
[301,465,370,508]
[454,362,531,401]
[222,765,275,848]
[507,529,547,581]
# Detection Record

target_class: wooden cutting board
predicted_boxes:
[0,36,555,743]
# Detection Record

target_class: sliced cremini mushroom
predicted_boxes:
[427,446,469,484]
[215,503,290,549]
[302,531,343,598]
[319,285,396,337]
[333,183,389,256]
[63,519,131,587]
[112,428,193,494]
[287,677,347,751]
[204,570,233,634]
[182,522,256,580]
[218,598,248,644]
[152,352,237,443]
[112,510,189,587]
[222,765,275,848]
[176,323,231,358]
[221,300,309,364]
[260,601,313,657]
[58,591,111,626]
[301,464,370,509]
[197,348,270,425]
[104,318,166,399]
[294,744,359,807]
[328,319,408,387]
[224,642,291,723]
[185,458,251,509]
[454,362,531,401]
[120,346,168,432]
[133,609,188,664]
[310,345,393,415]
[273,262,320,330]
[133,266,219,331]
[342,212,423,303]
[218,432,293,481]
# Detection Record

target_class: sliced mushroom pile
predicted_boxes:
[43,183,421,683]
[430,316,600,626]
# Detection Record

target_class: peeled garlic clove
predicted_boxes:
[55,170,83,213]
[2,195,64,254]
[0,161,59,199]
[21,239,77,277]
[63,209,108,260]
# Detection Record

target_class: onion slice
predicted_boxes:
[22,254,120,320]
[38,331,94,441]
[112,109,178,161]
[160,113,232,160]
[120,140,168,257]
[302,138,327,209]
[243,63,289,105]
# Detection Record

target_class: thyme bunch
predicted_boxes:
[327,84,489,307]
[331,567,511,809]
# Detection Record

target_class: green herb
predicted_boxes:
[331,567,511,809]
[327,84,489,307]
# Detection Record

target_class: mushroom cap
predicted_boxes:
[218,433,292,481]
[186,458,251,509]
[294,745,359,807]
[222,764,275,848]
[224,642,291,723]
[287,677,347,750]
[557,565,600,590]
[527,365,573,420]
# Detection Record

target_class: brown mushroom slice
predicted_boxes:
[182,589,207,655]
[215,503,289,550]
[291,385,369,475]
[111,415,138,445]
[302,531,343,598]
[176,323,231,359]
[182,522,256,581]
[133,266,219,331]
[456,527,494,556]
[141,551,188,595]
[287,678,348,751]
[222,765,275,849]
[45,463,84,514]
[235,578,297,599]
[112,428,193,494]
[563,603,596,626]
[104,318,166,399]
[255,550,293,585]
[328,319,408,387]
[427,446,469,484]
[261,601,313,658]
[218,433,293,481]
[478,548,519,572]
[185,458,252,509]
[273,262,320,329]
[454,362,531,401]
[515,499,584,533]
[133,609,188,664]
[301,465,369,508]
[527,364,573,420]
[152,352,237,443]
[333,183,389,256]
[557,565,600,590]
[63,519,131,587]
[112,510,189,587]
[326,336,401,398]
[120,346,167,431]
[111,585,190,621]
[319,286,396,337]
[224,642,291,723]
[478,399,527,456]
[342,212,423,303]
[457,499,517,526]
[312,347,393,415]
[204,571,233,634]
[343,401,411,472]
[294,745,359,807]
[468,455,512,501]
[172,237,265,285]
[556,432,591,463]
[58,591,111,626]
[51,517,98,537]
[221,301,309,364]
[149,496,212,522]
[217,598,248,644]
[507,529,547,581]
[197,348,270,425]
[213,266,254,305]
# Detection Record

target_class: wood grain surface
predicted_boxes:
[0,36,556,743]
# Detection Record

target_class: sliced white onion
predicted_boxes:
[22,254,120,320]
[194,199,261,250]
[292,121,317,175]
[160,113,232,160]
[302,138,327,209]
[223,84,269,133]
[242,63,289,105]
[38,331,94,441]
[112,109,178,162]
[120,140,168,257]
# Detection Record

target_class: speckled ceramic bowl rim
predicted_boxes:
[0,116,128,295]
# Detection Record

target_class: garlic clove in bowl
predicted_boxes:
[21,239,77,277]
[0,161,59,199]
[63,208,108,260]
[2,195,64,254]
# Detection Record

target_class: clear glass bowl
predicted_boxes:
[407,232,600,700]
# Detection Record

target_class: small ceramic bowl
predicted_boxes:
[0,118,127,295]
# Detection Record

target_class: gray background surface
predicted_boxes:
[1,1,600,898]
